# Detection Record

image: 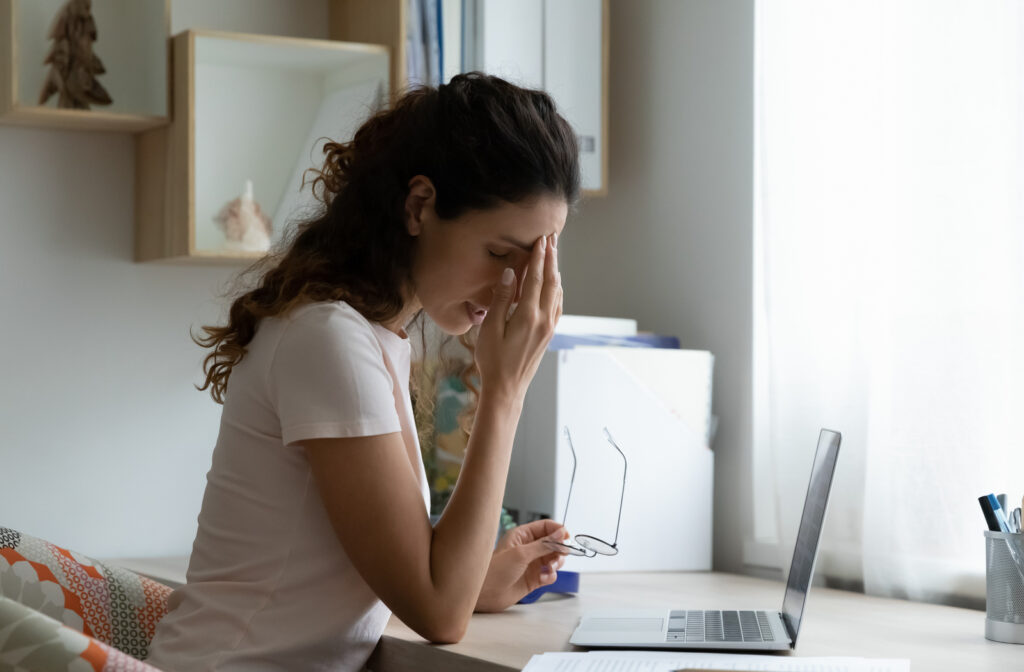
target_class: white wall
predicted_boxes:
[560,0,755,573]
[0,1,330,558]
[169,0,329,39]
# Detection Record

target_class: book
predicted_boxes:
[423,0,441,86]
[405,0,427,87]
[548,333,680,350]
[551,315,678,349]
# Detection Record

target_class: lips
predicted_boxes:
[465,302,488,325]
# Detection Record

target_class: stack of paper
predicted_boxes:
[549,314,681,351]
[555,315,638,337]
[523,651,910,672]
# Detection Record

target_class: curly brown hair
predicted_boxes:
[193,72,580,406]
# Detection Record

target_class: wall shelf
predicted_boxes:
[134,30,388,264]
[0,0,169,132]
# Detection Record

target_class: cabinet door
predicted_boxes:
[477,0,544,90]
[544,0,603,193]
[328,0,607,195]
[473,0,605,194]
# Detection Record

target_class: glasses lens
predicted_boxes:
[544,540,589,557]
[576,534,618,556]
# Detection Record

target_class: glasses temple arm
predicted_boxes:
[561,428,578,528]
[604,428,627,546]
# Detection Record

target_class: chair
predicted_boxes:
[0,527,170,671]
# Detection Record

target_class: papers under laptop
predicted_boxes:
[570,428,842,651]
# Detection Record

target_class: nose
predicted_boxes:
[480,263,529,307]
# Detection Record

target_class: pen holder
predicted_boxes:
[985,531,1024,644]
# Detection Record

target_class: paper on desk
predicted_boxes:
[522,651,910,672]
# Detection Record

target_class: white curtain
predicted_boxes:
[754,0,1024,604]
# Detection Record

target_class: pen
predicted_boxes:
[980,494,1002,531]
[987,494,1012,533]
[993,495,1013,532]
[978,493,1003,528]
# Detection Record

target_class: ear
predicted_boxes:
[404,175,436,237]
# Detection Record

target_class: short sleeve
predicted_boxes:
[269,304,401,447]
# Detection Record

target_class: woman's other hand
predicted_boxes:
[474,519,571,613]
[475,233,562,405]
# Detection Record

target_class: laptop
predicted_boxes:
[569,428,841,651]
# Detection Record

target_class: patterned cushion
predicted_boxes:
[1,596,162,671]
[0,528,172,661]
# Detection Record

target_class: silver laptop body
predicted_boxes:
[569,428,842,651]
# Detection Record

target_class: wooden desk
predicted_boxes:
[368,572,1020,672]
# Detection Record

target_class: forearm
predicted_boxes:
[420,230,560,637]
[428,390,523,626]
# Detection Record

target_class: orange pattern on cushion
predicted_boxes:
[57,546,104,579]
[53,544,113,643]
[81,639,110,672]
[0,546,92,636]
[0,527,172,661]
[0,595,164,671]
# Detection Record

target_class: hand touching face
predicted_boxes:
[405,176,567,335]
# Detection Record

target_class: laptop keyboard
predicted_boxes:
[666,610,776,643]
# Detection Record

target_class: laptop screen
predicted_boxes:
[780,429,841,646]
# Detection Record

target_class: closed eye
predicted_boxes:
[487,250,510,259]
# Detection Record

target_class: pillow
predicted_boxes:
[0,595,162,671]
[0,527,172,661]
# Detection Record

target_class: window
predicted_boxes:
[753,0,1024,605]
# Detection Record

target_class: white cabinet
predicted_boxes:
[473,0,607,194]
[543,0,604,194]
[330,0,608,196]
[476,0,544,90]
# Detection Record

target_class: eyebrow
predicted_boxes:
[496,235,536,252]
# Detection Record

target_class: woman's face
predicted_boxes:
[406,177,568,335]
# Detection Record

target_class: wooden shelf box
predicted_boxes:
[135,30,388,263]
[0,0,169,132]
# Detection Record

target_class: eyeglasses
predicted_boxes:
[546,426,627,557]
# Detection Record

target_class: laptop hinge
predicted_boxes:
[780,611,798,646]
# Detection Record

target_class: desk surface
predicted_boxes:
[369,571,1019,672]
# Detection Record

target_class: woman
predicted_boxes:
[145,72,580,672]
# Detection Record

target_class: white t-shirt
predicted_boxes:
[146,301,430,672]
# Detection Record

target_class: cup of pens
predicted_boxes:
[985,531,1024,643]
[980,494,1024,644]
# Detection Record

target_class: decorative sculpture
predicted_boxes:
[214,180,273,253]
[38,0,113,109]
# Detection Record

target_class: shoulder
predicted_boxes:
[287,300,375,332]
[270,301,387,369]
[266,302,402,440]
[279,300,380,343]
